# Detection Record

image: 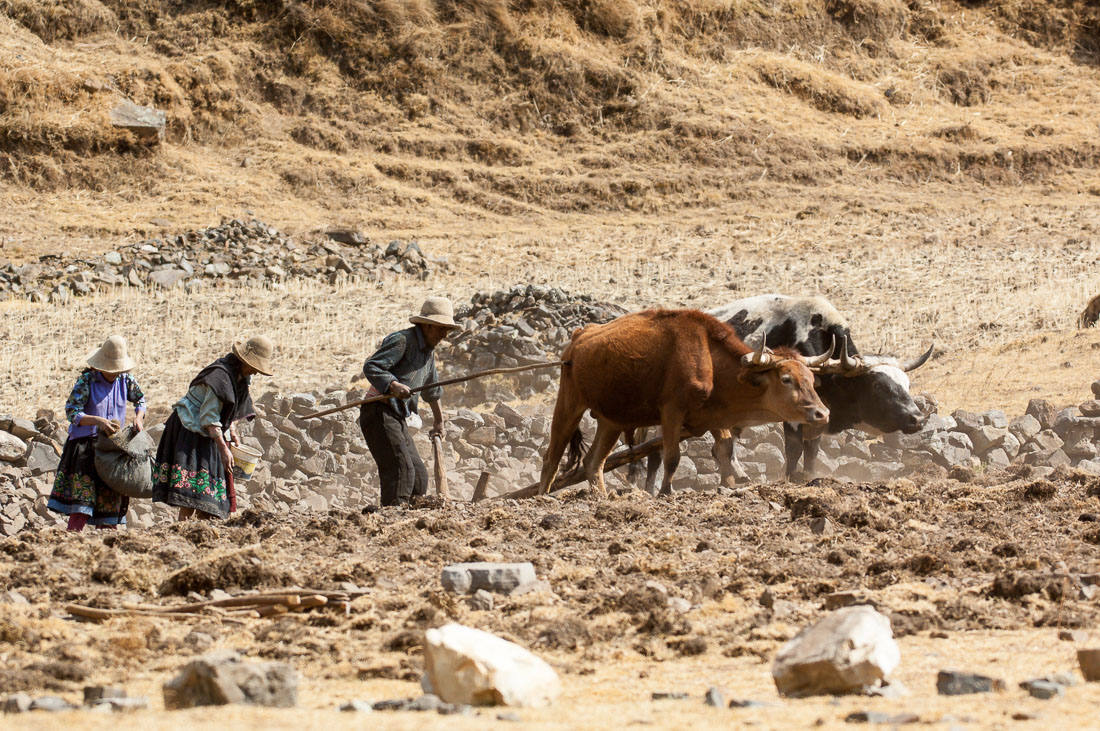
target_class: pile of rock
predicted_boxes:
[879,394,1100,480]
[234,390,382,514]
[0,219,438,302]
[0,414,68,536]
[440,286,627,404]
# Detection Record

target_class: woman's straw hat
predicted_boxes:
[86,335,135,374]
[232,335,275,376]
[409,296,460,330]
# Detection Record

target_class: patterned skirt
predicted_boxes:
[152,411,230,519]
[47,436,128,526]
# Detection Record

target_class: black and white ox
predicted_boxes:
[633,294,933,489]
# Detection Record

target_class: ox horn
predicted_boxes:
[805,335,835,368]
[742,333,772,370]
[900,343,935,373]
[839,337,867,375]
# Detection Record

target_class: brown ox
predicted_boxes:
[538,309,830,497]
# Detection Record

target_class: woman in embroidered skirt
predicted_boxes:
[48,336,146,531]
[152,336,275,520]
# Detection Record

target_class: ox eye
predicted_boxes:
[780,374,794,386]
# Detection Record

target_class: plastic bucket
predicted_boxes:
[229,444,262,482]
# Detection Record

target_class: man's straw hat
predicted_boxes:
[232,335,275,376]
[410,296,460,330]
[86,335,135,374]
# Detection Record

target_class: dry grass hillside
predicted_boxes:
[2,0,1100,255]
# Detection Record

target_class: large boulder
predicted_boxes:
[422,623,561,708]
[772,606,900,697]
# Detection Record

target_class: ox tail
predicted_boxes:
[564,428,587,475]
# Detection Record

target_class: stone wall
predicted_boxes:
[6,386,1100,537]
[439,285,626,404]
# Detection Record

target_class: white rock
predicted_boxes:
[0,431,27,462]
[772,605,900,697]
[422,623,561,708]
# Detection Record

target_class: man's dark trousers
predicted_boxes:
[359,402,428,505]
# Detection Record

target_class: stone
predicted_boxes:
[89,697,149,711]
[1026,399,1057,430]
[935,670,1004,695]
[1059,629,1088,642]
[184,631,214,650]
[772,606,900,697]
[29,696,75,712]
[422,623,562,708]
[0,431,27,462]
[339,700,373,712]
[149,269,188,289]
[467,427,498,446]
[1078,648,1100,681]
[951,409,984,433]
[1019,679,1064,699]
[845,710,920,724]
[823,591,864,610]
[3,692,32,713]
[651,692,690,700]
[84,686,126,703]
[110,100,167,141]
[493,403,525,428]
[728,698,773,708]
[984,448,1010,468]
[969,425,1007,454]
[704,686,726,707]
[811,517,833,535]
[326,230,367,246]
[1080,400,1100,417]
[441,562,537,595]
[468,589,495,611]
[865,680,909,699]
[8,417,38,439]
[25,441,57,476]
[162,652,298,709]
[1093,379,1100,399]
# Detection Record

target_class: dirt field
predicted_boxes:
[5,0,1100,726]
[4,480,1100,729]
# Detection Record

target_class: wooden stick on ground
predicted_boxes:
[303,361,567,419]
[122,594,304,614]
[256,604,289,618]
[432,435,449,499]
[495,435,668,501]
[471,471,491,502]
[65,604,204,622]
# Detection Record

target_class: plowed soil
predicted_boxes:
[4,470,1100,728]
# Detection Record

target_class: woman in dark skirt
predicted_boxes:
[152,336,274,520]
[48,336,146,531]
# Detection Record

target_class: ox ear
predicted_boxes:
[737,369,769,388]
